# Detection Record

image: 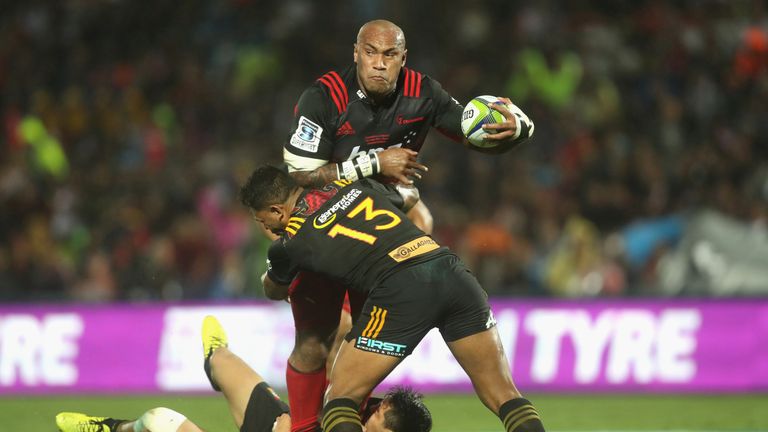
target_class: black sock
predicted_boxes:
[498,398,545,432]
[101,418,128,431]
[322,398,363,432]
[204,353,220,391]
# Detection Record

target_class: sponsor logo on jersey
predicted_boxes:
[290,116,322,153]
[313,212,336,228]
[388,236,440,262]
[313,188,362,227]
[356,337,407,357]
[348,143,402,160]
[396,115,425,125]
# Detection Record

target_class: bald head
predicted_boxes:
[357,20,406,50]
[354,20,408,101]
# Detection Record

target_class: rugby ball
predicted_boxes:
[460,95,534,149]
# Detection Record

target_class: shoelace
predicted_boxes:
[80,420,109,432]
[79,419,107,432]
[207,336,226,356]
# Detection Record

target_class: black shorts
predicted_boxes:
[241,382,290,432]
[346,253,494,358]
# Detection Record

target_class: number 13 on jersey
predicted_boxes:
[327,197,401,245]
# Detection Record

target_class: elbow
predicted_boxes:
[264,286,287,301]
[263,276,289,301]
[396,184,421,213]
[405,199,433,235]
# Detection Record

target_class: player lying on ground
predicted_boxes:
[55,316,431,432]
[243,166,545,432]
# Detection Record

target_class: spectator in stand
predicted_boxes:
[1,1,766,300]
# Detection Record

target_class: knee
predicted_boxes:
[136,407,187,432]
[274,413,291,432]
[290,330,334,368]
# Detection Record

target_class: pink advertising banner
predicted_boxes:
[0,300,766,394]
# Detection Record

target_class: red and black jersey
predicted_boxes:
[266,178,448,292]
[283,64,464,172]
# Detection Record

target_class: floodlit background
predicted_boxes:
[1,0,767,430]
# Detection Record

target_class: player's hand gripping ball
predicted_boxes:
[460,95,534,149]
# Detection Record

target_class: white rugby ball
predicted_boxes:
[460,95,534,149]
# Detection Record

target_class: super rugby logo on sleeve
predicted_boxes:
[290,116,322,153]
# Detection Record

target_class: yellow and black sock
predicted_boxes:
[321,398,363,432]
[498,398,545,432]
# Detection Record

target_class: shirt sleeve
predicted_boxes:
[283,85,337,172]
[427,77,465,142]
[266,238,299,286]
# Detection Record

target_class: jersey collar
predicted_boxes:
[346,65,368,104]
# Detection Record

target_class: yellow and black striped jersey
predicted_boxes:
[266,178,448,292]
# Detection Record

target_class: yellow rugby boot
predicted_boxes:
[55,412,125,432]
[202,315,228,391]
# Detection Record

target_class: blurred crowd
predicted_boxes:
[1,0,766,302]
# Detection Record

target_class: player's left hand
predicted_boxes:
[481,97,519,142]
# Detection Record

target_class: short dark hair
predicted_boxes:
[239,165,298,211]
[382,386,432,432]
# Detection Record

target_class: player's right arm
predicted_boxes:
[284,86,338,188]
[285,86,427,188]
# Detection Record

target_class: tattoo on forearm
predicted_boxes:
[290,164,339,188]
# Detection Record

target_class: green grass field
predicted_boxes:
[2,393,767,431]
